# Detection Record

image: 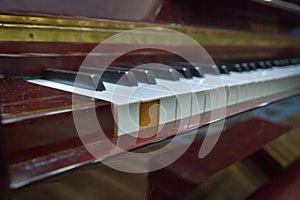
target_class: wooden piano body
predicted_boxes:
[1,0,300,199]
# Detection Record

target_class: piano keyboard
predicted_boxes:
[28,58,300,137]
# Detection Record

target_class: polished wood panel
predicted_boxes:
[0,78,114,164]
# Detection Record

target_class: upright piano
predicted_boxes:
[1,0,300,199]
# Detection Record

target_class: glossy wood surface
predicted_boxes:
[0,42,300,78]
[1,78,114,164]
[5,95,300,199]
[0,0,300,196]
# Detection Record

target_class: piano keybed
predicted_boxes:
[25,59,300,137]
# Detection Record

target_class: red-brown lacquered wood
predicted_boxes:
[156,0,300,33]
[0,78,114,164]
[147,118,291,199]
[1,42,300,77]
[1,0,300,33]
[0,0,163,22]
[1,42,299,57]
[6,88,300,189]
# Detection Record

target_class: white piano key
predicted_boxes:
[204,74,237,106]
[116,103,139,136]
[159,96,177,124]
[155,79,193,129]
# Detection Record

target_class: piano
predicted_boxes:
[1,0,300,199]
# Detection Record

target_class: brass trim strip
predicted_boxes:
[1,14,300,47]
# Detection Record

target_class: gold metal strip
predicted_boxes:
[1,14,300,47]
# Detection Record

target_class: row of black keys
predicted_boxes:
[217,58,300,74]
[43,58,300,91]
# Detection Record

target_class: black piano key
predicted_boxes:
[43,68,105,91]
[234,63,250,72]
[281,59,290,66]
[271,59,289,67]
[290,58,300,65]
[223,63,243,72]
[257,61,268,69]
[195,64,219,75]
[168,65,193,79]
[170,63,204,77]
[138,64,180,81]
[272,59,284,67]
[215,64,230,74]
[264,61,273,68]
[109,66,156,84]
[80,67,138,86]
[241,63,251,71]
[249,62,257,70]
[130,69,157,84]
[272,60,281,67]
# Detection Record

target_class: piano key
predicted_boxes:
[290,58,300,65]
[249,62,257,70]
[154,78,194,129]
[228,61,289,99]
[112,67,157,84]
[226,63,300,98]
[138,64,181,81]
[212,77,238,106]
[241,63,251,71]
[265,60,273,68]
[230,72,268,99]
[184,64,204,77]
[272,59,289,67]
[168,64,193,79]
[179,75,226,125]
[208,69,257,102]
[80,66,138,86]
[43,68,105,91]
[281,59,290,66]
[225,63,243,72]
[235,63,250,71]
[272,60,281,67]
[216,64,230,74]
[169,63,203,77]
[194,63,219,75]
[189,64,239,106]
[177,71,225,111]
[256,60,273,69]
[206,64,259,102]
